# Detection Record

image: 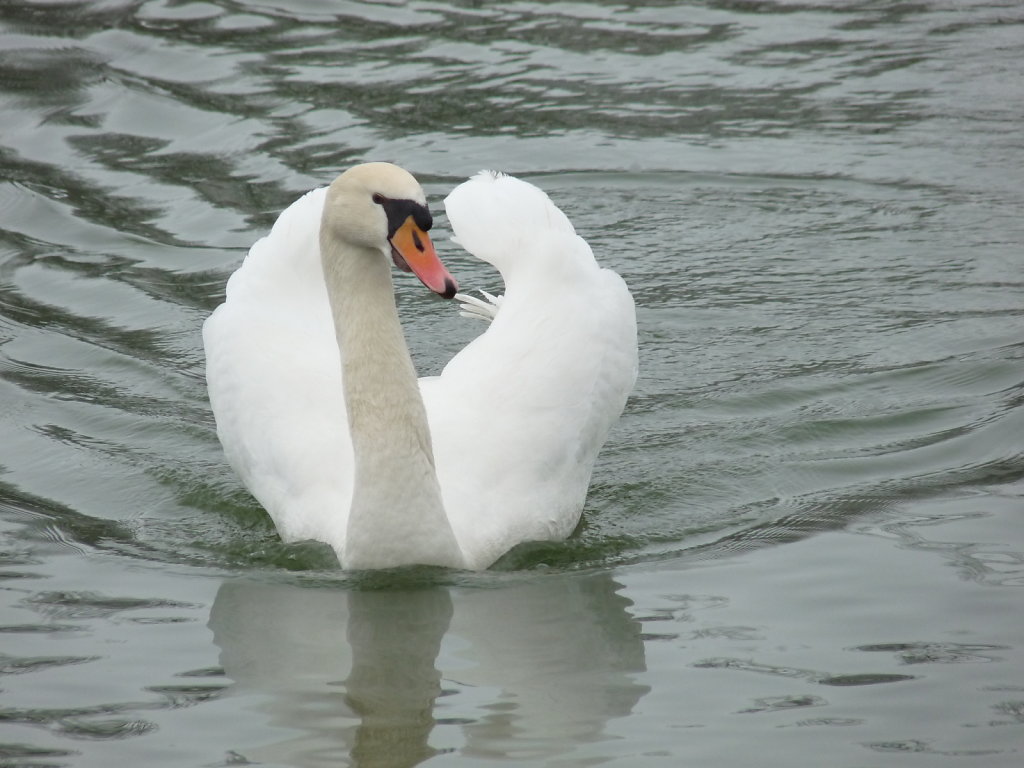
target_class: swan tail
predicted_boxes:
[455,290,503,323]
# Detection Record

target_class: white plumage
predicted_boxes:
[203,166,637,570]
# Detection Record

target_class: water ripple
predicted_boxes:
[0,0,1022,765]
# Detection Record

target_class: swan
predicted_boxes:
[203,163,637,570]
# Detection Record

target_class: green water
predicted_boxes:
[1,1,1023,766]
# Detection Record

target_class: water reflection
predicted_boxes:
[209,573,647,766]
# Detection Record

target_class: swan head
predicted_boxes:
[322,162,458,299]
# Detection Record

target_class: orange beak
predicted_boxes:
[389,216,458,299]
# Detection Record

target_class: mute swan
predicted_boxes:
[203,163,637,570]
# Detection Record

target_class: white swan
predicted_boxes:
[203,163,637,570]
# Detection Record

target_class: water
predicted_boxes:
[2,0,1023,765]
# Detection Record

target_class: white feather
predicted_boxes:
[203,169,637,569]
[455,290,502,322]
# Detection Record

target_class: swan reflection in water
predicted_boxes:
[209,572,648,766]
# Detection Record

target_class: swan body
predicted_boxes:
[203,164,637,570]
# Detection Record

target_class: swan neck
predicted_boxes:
[325,241,428,452]
[319,231,463,569]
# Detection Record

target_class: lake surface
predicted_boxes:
[2,1,1023,765]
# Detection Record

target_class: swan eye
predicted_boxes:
[372,193,385,205]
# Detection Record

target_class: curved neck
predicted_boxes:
[320,233,463,569]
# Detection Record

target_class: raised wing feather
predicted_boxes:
[203,187,354,549]
[427,173,638,568]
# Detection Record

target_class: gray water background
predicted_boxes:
[1,1,1023,766]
